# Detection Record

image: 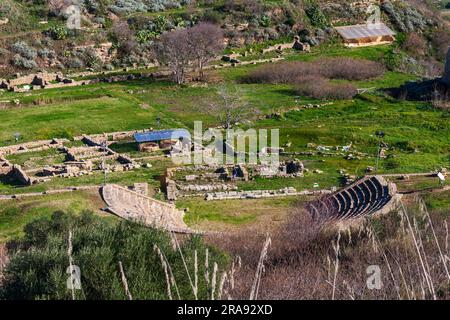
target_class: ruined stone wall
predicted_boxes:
[0,157,12,175]
[206,188,331,201]
[11,165,34,185]
[0,139,68,156]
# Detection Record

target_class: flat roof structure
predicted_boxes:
[134,129,190,143]
[335,23,396,47]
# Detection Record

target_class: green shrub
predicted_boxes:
[305,0,328,28]
[383,47,404,71]
[0,212,228,300]
[48,25,69,40]
[136,29,157,44]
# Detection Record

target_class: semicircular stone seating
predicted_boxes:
[102,184,196,233]
[306,176,397,222]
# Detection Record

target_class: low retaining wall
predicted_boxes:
[205,188,331,201]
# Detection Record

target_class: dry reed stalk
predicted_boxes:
[326,255,332,284]
[398,210,407,235]
[67,230,75,300]
[445,221,449,253]
[331,230,341,300]
[153,244,180,300]
[154,244,173,300]
[211,262,218,300]
[400,202,437,300]
[217,271,228,300]
[342,280,355,300]
[194,250,198,299]
[249,234,271,300]
[412,216,437,298]
[367,224,401,299]
[229,256,241,291]
[171,232,198,300]
[417,197,450,281]
[118,261,133,300]
[394,257,412,300]
[399,266,412,299]
[205,248,210,288]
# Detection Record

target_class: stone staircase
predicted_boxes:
[306,176,398,222]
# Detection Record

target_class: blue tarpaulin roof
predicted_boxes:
[134,129,191,143]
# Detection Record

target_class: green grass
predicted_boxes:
[0,97,153,145]
[6,148,66,168]
[0,191,116,242]
[422,190,450,213]
[177,196,297,227]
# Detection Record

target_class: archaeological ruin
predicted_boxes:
[101,183,194,233]
[306,176,399,222]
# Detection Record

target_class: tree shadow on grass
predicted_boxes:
[271,88,298,97]
[386,78,449,102]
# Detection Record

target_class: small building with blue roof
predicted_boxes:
[134,129,191,152]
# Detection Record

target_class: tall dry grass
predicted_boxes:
[0,243,8,286]
[210,196,450,300]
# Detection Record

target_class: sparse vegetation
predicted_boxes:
[0,211,228,299]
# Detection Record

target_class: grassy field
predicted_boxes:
[0,190,116,242]
[177,196,300,232]
[5,148,66,168]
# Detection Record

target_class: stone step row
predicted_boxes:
[307,176,397,221]
[102,184,193,233]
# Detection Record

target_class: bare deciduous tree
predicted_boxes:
[187,22,224,80]
[111,21,137,59]
[155,23,223,84]
[208,86,257,129]
[155,28,192,84]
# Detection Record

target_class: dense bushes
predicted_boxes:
[381,0,431,33]
[431,29,450,61]
[11,41,37,60]
[401,32,427,57]
[12,55,38,69]
[0,211,228,300]
[243,58,384,99]
[244,58,384,84]
[295,76,357,100]
[48,25,69,40]
[304,0,328,28]
[10,41,37,70]
[109,0,192,15]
